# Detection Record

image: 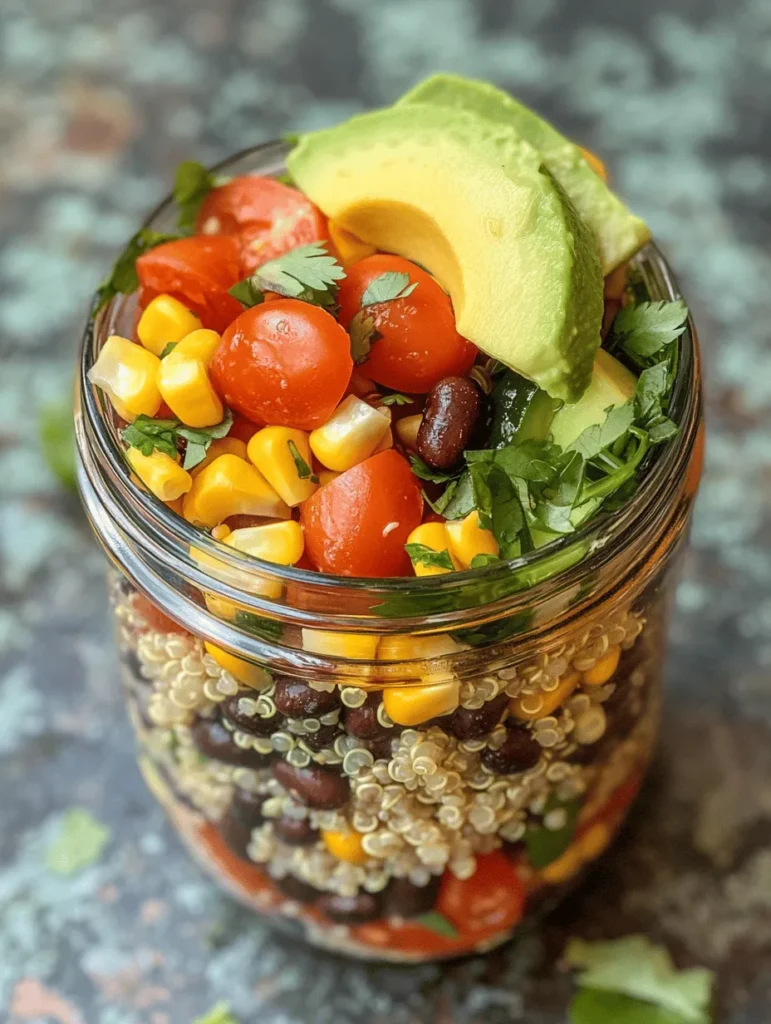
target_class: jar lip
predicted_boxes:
[76,140,701,632]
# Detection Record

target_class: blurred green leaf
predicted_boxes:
[39,402,77,491]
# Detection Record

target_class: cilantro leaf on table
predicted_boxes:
[570,989,693,1024]
[361,271,418,306]
[122,410,233,470]
[610,300,688,363]
[174,160,223,233]
[229,242,346,312]
[46,808,111,875]
[193,1002,240,1024]
[95,229,180,313]
[287,439,318,482]
[405,543,455,571]
[348,310,381,364]
[565,936,714,1024]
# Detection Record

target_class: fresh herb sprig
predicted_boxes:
[405,543,455,572]
[174,160,228,233]
[287,439,319,483]
[95,229,180,313]
[229,242,346,312]
[122,410,233,470]
[348,270,419,364]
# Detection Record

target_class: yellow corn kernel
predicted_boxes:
[580,147,608,182]
[165,496,184,515]
[395,414,422,450]
[193,543,284,600]
[183,453,291,528]
[582,645,621,686]
[301,629,379,661]
[445,511,499,568]
[383,679,460,726]
[225,521,304,566]
[158,351,223,428]
[126,447,192,501]
[577,821,612,861]
[317,469,340,486]
[171,328,221,364]
[204,592,241,620]
[190,437,247,478]
[539,844,584,885]
[322,829,368,865]
[203,641,270,689]
[328,220,377,266]
[510,672,579,721]
[247,426,318,506]
[137,295,202,356]
[309,396,390,472]
[372,425,393,454]
[87,335,162,420]
[405,522,460,577]
[211,524,231,541]
[377,634,461,662]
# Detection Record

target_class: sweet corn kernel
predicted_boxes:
[165,497,184,515]
[171,328,221,364]
[328,220,377,266]
[580,147,608,182]
[317,469,340,486]
[158,351,223,428]
[224,521,304,566]
[395,414,422,450]
[194,544,284,599]
[203,641,270,689]
[510,672,579,721]
[383,679,460,726]
[539,844,583,885]
[87,335,162,420]
[183,454,291,528]
[190,437,248,478]
[445,510,499,568]
[577,821,612,860]
[582,645,621,686]
[301,629,379,661]
[309,396,390,472]
[126,447,192,501]
[405,522,460,577]
[247,426,318,506]
[137,294,202,357]
[204,592,240,620]
[372,426,393,454]
[322,829,368,865]
[211,524,231,541]
[376,634,462,662]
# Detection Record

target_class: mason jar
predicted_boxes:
[74,142,704,962]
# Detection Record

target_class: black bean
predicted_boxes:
[364,734,396,761]
[481,723,542,774]
[448,693,509,741]
[416,376,481,471]
[273,816,319,847]
[274,677,341,718]
[219,813,253,859]
[300,723,341,752]
[343,693,388,740]
[191,717,273,769]
[221,693,284,736]
[317,892,382,924]
[229,787,267,829]
[273,760,350,810]
[275,874,321,904]
[382,874,441,918]
[121,647,148,685]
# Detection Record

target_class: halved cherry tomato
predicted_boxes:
[210,299,352,430]
[136,235,244,333]
[229,414,260,444]
[133,593,188,635]
[436,850,525,935]
[337,255,477,393]
[300,450,423,577]
[196,175,328,274]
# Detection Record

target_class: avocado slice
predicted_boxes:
[398,74,650,275]
[288,103,603,402]
[549,348,637,449]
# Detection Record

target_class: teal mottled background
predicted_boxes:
[2,1,771,1021]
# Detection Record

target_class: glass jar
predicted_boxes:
[75,142,704,961]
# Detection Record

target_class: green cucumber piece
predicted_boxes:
[488,371,560,449]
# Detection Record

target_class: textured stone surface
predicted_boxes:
[2,0,771,1020]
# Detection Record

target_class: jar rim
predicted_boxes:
[75,139,701,640]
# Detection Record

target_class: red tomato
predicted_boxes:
[210,299,352,430]
[133,594,188,635]
[337,255,477,393]
[300,450,423,577]
[437,851,525,934]
[196,175,328,273]
[229,414,259,444]
[136,235,244,333]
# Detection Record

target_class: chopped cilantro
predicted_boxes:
[470,553,501,568]
[229,242,346,312]
[287,439,319,482]
[413,910,458,938]
[569,403,634,459]
[525,794,582,868]
[379,393,413,406]
[610,299,688,363]
[348,310,381,364]
[360,271,418,306]
[409,453,460,483]
[174,160,220,233]
[46,808,110,875]
[159,341,178,359]
[570,989,690,1024]
[95,229,179,313]
[178,410,234,469]
[193,1002,240,1024]
[122,410,233,470]
[405,543,455,571]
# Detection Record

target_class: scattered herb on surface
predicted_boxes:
[39,402,77,491]
[405,543,455,571]
[46,808,110,875]
[193,1002,240,1024]
[287,439,319,482]
[570,989,692,1024]
[174,160,223,233]
[95,229,180,313]
[229,242,346,312]
[122,410,233,470]
[360,271,418,306]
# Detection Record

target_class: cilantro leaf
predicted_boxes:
[525,794,581,868]
[174,160,219,233]
[611,300,688,362]
[95,229,179,312]
[178,410,234,469]
[122,416,180,459]
[489,464,525,558]
[348,310,381,364]
[39,402,77,491]
[565,936,714,1024]
[361,271,418,306]
[405,543,455,571]
[470,553,501,568]
[413,911,458,938]
[635,363,669,425]
[287,439,319,482]
[193,1002,240,1024]
[438,473,476,520]
[569,403,634,459]
[46,808,110,875]
[648,418,678,444]
[379,393,412,406]
[234,610,283,642]
[229,242,346,311]
[570,989,692,1024]
[409,454,459,483]
[159,342,178,359]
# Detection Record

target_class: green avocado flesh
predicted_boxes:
[550,348,637,449]
[398,74,651,275]
[288,103,603,402]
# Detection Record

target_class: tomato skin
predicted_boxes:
[337,255,477,393]
[210,299,352,430]
[136,235,244,332]
[300,450,423,577]
[437,851,525,934]
[197,175,328,273]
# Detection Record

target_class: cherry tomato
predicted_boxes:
[196,175,328,274]
[210,299,352,430]
[133,593,188,635]
[437,850,525,934]
[229,414,260,444]
[300,450,423,577]
[136,235,244,332]
[337,255,477,393]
